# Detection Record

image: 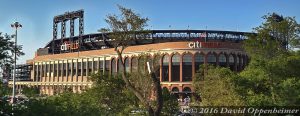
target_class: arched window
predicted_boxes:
[219,54,227,67]
[183,87,192,99]
[124,58,130,73]
[131,57,138,72]
[171,87,179,93]
[236,56,240,71]
[146,56,153,73]
[195,53,204,72]
[137,57,146,73]
[118,58,124,73]
[229,54,235,71]
[207,53,216,65]
[241,55,244,68]
[171,87,180,99]
[182,54,192,81]
[162,87,169,92]
[183,87,191,93]
[162,54,169,82]
[171,54,180,82]
[111,58,117,74]
[153,55,161,78]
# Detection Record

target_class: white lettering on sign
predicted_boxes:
[188,41,202,48]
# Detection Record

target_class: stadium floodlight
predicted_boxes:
[10,21,22,104]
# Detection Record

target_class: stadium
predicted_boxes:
[8,10,250,98]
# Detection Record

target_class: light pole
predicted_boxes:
[10,22,22,104]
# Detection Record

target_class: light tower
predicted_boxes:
[10,21,22,104]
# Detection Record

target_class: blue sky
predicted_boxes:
[0,0,299,63]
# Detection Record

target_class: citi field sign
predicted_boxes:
[188,41,222,48]
[61,41,79,51]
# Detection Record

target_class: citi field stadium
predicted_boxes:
[8,10,251,97]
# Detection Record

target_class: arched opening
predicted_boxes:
[153,55,161,78]
[138,57,145,73]
[219,53,227,67]
[162,54,169,82]
[182,54,192,81]
[207,53,216,65]
[124,57,130,73]
[182,87,192,99]
[195,53,204,72]
[236,56,240,71]
[118,58,124,73]
[111,58,117,74]
[229,54,235,71]
[146,56,153,73]
[131,57,138,72]
[171,54,180,82]
[162,87,168,92]
[241,55,244,69]
[171,87,179,99]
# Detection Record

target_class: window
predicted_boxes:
[195,53,204,72]
[241,56,244,67]
[99,60,104,72]
[183,54,192,81]
[182,87,192,99]
[45,63,48,77]
[138,57,145,73]
[63,62,66,76]
[72,62,76,76]
[219,54,227,67]
[131,57,138,72]
[57,63,61,77]
[162,55,169,81]
[171,54,180,82]
[83,61,87,76]
[124,58,130,73]
[88,61,92,75]
[68,62,71,76]
[111,58,117,74]
[105,60,110,73]
[171,87,179,99]
[78,62,82,76]
[207,53,216,65]
[229,55,235,71]
[118,58,124,73]
[153,55,161,78]
[50,63,53,77]
[146,56,153,73]
[93,60,98,72]
[34,64,38,79]
[236,56,240,71]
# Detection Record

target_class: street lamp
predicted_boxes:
[10,22,22,104]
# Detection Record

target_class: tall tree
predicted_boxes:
[100,5,163,116]
[244,13,300,60]
[0,32,24,66]
[237,13,300,106]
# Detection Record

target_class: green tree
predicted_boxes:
[244,13,300,60]
[193,65,244,106]
[161,88,179,115]
[0,32,24,66]
[237,53,300,106]
[236,13,300,106]
[21,86,40,98]
[100,5,164,116]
